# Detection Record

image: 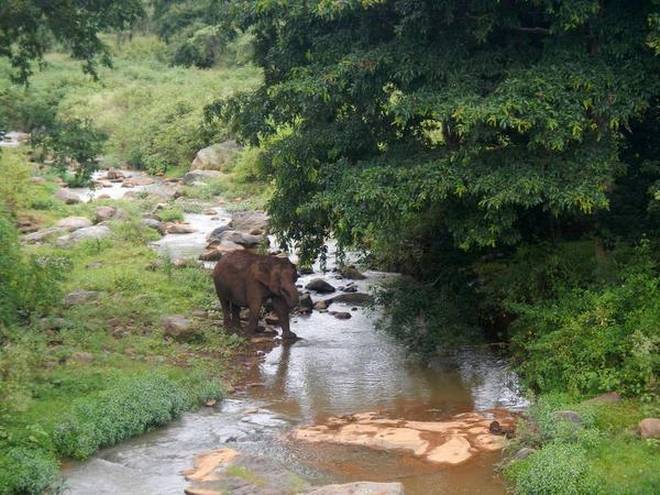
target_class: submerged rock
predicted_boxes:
[329,292,374,306]
[330,311,352,320]
[338,265,367,280]
[307,482,404,495]
[305,278,336,293]
[165,222,197,234]
[291,410,513,466]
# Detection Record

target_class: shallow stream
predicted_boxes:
[63,197,528,494]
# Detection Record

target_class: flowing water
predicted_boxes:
[63,201,528,495]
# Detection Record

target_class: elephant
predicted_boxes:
[212,251,300,340]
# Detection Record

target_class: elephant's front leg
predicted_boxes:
[272,297,298,341]
[246,300,261,335]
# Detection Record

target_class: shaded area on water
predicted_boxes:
[63,202,527,495]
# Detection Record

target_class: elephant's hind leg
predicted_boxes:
[219,297,233,330]
[230,303,241,330]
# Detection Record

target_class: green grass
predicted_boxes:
[504,394,660,495]
[0,35,262,175]
[0,156,243,494]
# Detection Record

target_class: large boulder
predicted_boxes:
[182,170,222,185]
[56,225,112,247]
[161,315,196,341]
[231,210,269,233]
[216,230,263,247]
[329,292,374,306]
[94,206,117,223]
[22,226,65,244]
[121,176,154,187]
[56,216,93,232]
[338,265,367,280]
[306,482,405,495]
[305,278,336,294]
[191,140,242,171]
[206,223,234,242]
[55,188,81,204]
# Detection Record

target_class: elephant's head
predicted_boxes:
[257,256,300,308]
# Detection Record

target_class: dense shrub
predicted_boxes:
[507,442,598,495]
[0,213,68,328]
[0,447,58,495]
[510,244,659,397]
[54,373,222,459]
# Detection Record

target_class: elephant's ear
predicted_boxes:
[256,263,281,295]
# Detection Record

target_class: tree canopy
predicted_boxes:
[0,0,143,83]
[217,0,660,264]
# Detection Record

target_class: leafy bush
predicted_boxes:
[0,212,69,328]
[54,373,222,459]
[0,150,31,213]
[157,205,184,223]
[507,442,598,495]
[0,447,59,495]
[511,244,659,397]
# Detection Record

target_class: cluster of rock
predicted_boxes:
[291,410,515,466]
[198,211,269,262]
[22,205,120,246]
[183,447,404,495]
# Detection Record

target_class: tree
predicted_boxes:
[0,0,144,83]
[217,0,660,266]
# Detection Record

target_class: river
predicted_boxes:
[62,179,527,494]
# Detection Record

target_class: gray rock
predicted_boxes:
[56,216,93,232]
[305,278,336,293]
[56,225,111,246]
[231,210,269,233]
[64,290,99,307]
[182,169,222,185]
[299,293,314,310]
[338,265,367,280]
[191,140,242,171]
[94,206,117,223]
[142,218,165,235]
[306,482,405,495]
[331,311,352,320]
[55,188,81,204]
[206,223,234,242]
[217,230,263,247]
[161,315,195,341]
[22,226,65,244]
[639,418,660,439]
[313,300,328,310]
[329,292,373,305]
[165,222,196,234]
